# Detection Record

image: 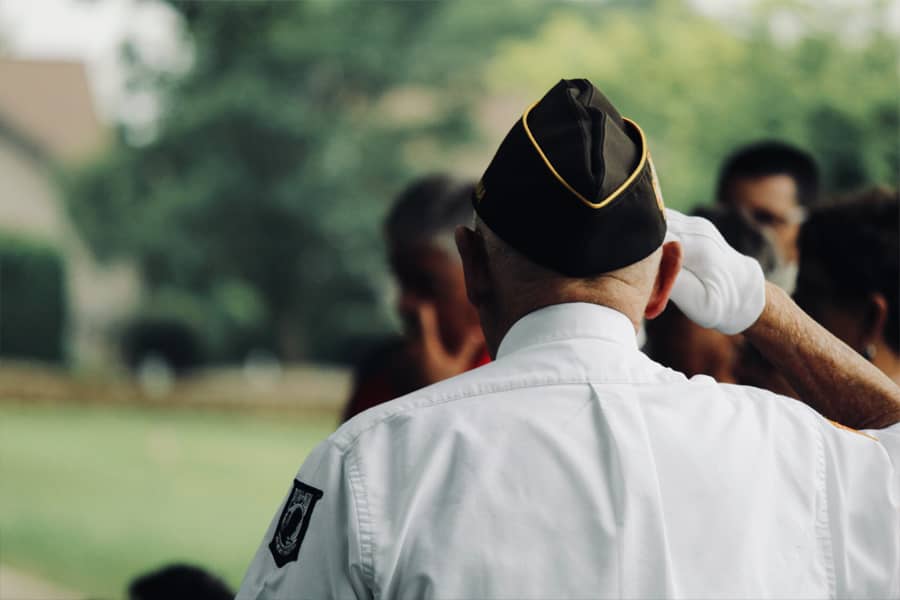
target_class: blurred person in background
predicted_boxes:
[644,204,779,383]
[716,140,821,290]
[341,174,488,421]
[794,186,900,384]
[128,564,232,600]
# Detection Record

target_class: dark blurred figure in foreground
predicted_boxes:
[342,175,488,422]
[794,186,900,385]
[716,141,820,289]
[645,205,779,382]
[128,564,232,600]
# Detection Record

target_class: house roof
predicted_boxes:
[0,58,108,162]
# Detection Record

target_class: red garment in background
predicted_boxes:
[341,340,490,422]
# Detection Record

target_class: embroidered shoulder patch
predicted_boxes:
[269,479,324,568]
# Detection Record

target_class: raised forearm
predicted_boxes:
[745,282,900,430]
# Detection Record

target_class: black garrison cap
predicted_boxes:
[473,79,666,277]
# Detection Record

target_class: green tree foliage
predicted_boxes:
[64,0,898,364]
[484,0,899,209]
[65,2,548,362]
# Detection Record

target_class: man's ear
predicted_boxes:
[455,225,490,308]
[644,241,683,320]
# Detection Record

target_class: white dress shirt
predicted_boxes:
[237,302,900,600]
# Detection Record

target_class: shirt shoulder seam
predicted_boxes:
[330,375,677,453]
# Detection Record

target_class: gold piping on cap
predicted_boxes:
[521,100,649,210]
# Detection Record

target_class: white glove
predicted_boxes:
[664,208,766,335]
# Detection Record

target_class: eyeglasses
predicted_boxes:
[740,206,807,229]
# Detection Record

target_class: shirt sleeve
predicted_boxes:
[236,439,371,600]
[866,422,900,471]
[820,420,900,596]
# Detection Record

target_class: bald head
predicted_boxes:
[456,217,681,357]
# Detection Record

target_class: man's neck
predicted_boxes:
[484,282,646,358]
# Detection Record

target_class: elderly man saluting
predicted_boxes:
[237,79,900,599]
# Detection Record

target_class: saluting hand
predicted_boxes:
[664,209,766,334]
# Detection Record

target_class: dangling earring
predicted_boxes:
[863,344,877,361]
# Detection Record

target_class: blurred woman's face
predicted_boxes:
[793,260,867,352]
[389,242,480,352]
[802,301,865,351]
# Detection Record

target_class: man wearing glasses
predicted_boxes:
[715,141,820,291]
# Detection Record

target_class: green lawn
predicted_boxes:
[0,402,338,598]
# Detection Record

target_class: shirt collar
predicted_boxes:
[496,302,638,359]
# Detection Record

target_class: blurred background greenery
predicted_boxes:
[62,0,900,367]
[0,0,897,597]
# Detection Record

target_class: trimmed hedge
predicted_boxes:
[120,316,204,374]
[0,235,67,362]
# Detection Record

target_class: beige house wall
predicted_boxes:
[0,60,108,163]
[0,138,65,239]
[0,135,142,370]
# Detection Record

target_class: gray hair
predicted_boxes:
[385,174,475,254]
